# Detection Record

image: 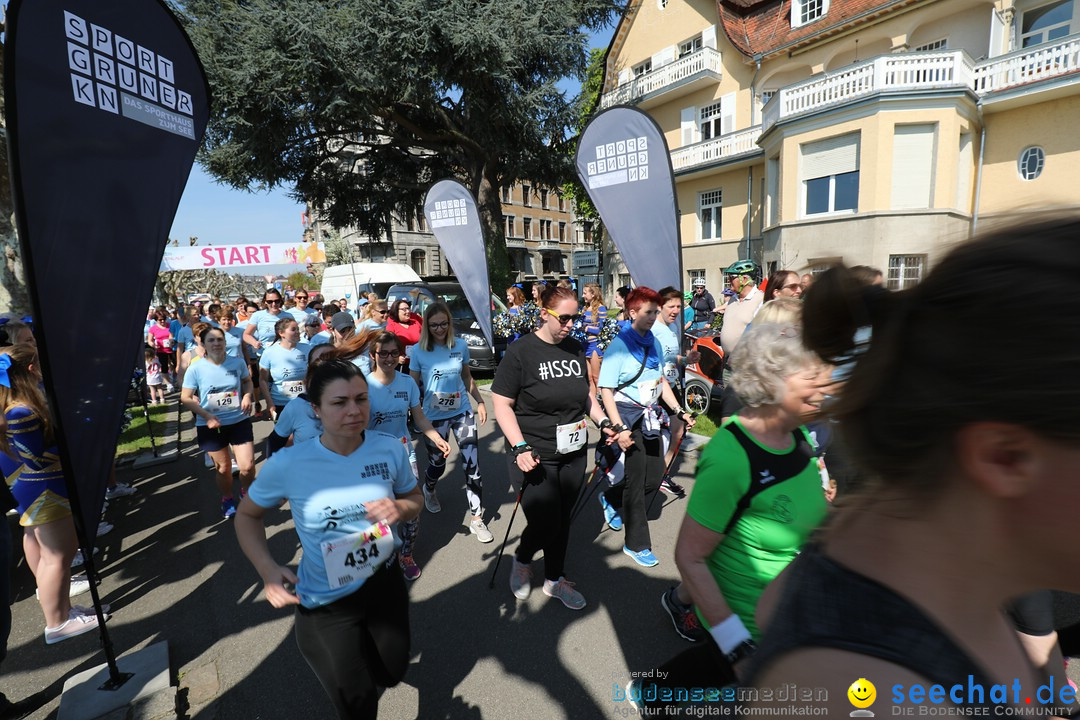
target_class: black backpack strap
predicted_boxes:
[720,422,807,535]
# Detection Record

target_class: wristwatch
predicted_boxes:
[598,417,613,431]
[724,639,758,665]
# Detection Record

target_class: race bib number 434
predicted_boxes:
[320,521,395,590]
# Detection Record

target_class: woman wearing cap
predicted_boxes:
[300,313,322,344]
[410,302,492,543]
[259,317,308,422]
[330,311,377,376]
[181,326,255,519]
[0,345,106,644]
[688,278,715,333]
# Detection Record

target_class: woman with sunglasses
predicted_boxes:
[181,326,256,519]
[410,302,492,543]
[763,270,804,303]
[287,290,317,324]
[358,301,389,333]
[243,290,288,414]
[259,317,308,423]
[491,286,615,609]
[598,287,692,569]
[366,332,451,580]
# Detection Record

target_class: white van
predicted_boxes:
[319,262,422,306]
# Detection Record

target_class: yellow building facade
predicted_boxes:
[601,0,1080,289]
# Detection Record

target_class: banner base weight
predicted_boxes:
[58,641,171,720]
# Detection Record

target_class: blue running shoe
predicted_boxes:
[623,546,659,567]
[221,497,238,520]
[599,494,623,531]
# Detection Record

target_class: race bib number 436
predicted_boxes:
[320,521,395,590]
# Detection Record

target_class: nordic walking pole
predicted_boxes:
[488,450,538,589]
[646,410,697,516]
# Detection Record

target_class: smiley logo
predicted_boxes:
[847,678,876,712]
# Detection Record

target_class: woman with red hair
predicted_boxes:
[597,287,693,568]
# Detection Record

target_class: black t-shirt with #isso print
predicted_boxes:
[491,332,590,459]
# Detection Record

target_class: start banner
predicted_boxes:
[160,241,326,270]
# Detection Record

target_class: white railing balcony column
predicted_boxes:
[671,126,762,172]
[600,47,723,108]
[973,35,1080,93]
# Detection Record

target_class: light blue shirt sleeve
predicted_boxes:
[598,337,630,389]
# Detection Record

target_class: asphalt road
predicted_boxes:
[3,392,700,719]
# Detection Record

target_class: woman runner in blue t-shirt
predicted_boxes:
[410,302,492,543]
[365,331,450,581]
[236,358,422,719]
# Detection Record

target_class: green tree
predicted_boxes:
[286,271,318,292]
[175,0,621,290]
[0,21,31,318]
[562,46,606,244]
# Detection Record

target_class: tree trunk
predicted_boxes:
[0,45,31,319]
[474,165,512,293]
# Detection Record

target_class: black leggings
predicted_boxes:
[506,449,587,582]
[603,426,664,552]
[294,564,410,720]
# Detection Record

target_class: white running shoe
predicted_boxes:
[469,517,493,543]
[105,484,136,499]
[543,577,586,610]
[37,575,90,599]
[45,607,105,644]
[510,558,532,601]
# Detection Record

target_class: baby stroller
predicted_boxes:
[682,331,724,416]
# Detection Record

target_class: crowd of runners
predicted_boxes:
[3,215,1080,718]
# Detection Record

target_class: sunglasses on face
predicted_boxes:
[545,309,581,325]
[266,299,282,305]
[373,309,388,315]
[296,296,308,300]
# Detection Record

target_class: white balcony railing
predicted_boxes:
[671,38,1080,172]
[974,34,1080,93]
[671,126,762,171]
[765,51,973,131]
[535,239,561,250]
[505,236,526,248]
[601,47,722,108]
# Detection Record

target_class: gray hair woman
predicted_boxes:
[630,323,830,712]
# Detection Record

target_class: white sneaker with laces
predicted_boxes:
[543,577,586,610]
[105,484,136,499]
[45,607,102,644]
[510,558,532,601]
[37,575,90,599]
[469,516,493,543]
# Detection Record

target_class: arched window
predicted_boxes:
[411,249,426,276]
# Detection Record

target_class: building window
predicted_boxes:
[1021,0,1072,47]
[887,255,925,290]
[699,190,722,240]
[688,268,706,286]
[700,102,723,140]
[633,59,652,78]
[914,38,948,51]
[801,134,860,217]
[523,217,532,238]
[502,185,512,203]
[505,215,515,238]
[583,222,593,245]
[558,222,566,242]
[761,90,775,107]
[557,194,565,212]
[540,219,553,240]
[411,249,426,276]
[679,35,703,58]
[1018,146,1045,180]
[540,189,549,209]
[618,273,631,288]
[792,0,827,27]
[522,185,532,207]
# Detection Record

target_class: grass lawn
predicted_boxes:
[116,403,174,458]
[689,410,725,438]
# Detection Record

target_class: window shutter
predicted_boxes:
[720,92,736,135]
[681,106,697,146]
[703,25,717,49]
[800,133,860,180]
[890,124,936,210]
[653,46,676,68]
[956,133,973,212]
[618,68,632,85]
[988,8,1005,57]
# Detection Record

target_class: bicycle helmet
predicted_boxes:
[692,277,707,288]
[722,259,760,278]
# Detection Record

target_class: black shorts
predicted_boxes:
[196,418,254,452]
[249,361,260,387]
